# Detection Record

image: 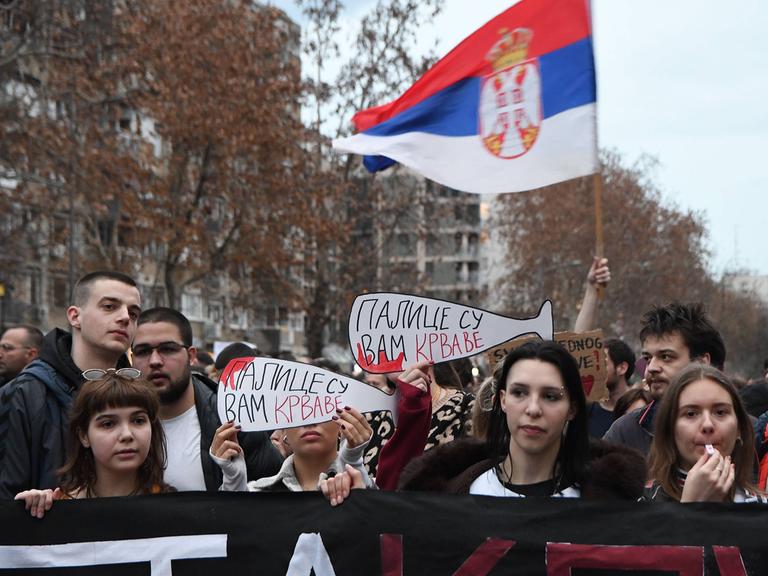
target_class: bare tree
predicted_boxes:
[295,0,446,357]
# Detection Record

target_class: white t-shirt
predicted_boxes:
[469,469,580,498]
[161,405,207,491]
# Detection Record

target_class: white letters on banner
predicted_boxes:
[348,293,553,373]
[217,358,397,432]
[286,533,337,576]
[0,534,227,576]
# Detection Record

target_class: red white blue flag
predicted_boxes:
[332,0,597,194]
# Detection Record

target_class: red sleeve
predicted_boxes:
[375,380,432,491]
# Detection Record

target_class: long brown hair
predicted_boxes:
[58,373,171,495]
[649,363,757,500]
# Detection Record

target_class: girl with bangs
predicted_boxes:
[647,364,765,503]
[16,369,173,517]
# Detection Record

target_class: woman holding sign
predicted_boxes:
[364,361,475,480]
[399,341,645,499]
[646,364,765,503]
[212,405,374,500]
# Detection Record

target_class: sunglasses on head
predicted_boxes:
[82,367,142,381]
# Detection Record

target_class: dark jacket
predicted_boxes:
[0,328,131,499]
[740,381,768,419]
[644,479,768,504]
[399,437,647,500]
[602,401,657,457]
[192,374,282,491]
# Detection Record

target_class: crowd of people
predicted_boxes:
[1,266,767,521]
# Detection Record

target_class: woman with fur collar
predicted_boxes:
[399,341,646,499]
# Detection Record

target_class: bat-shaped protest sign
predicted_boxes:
[216,357,397,432]
[349,293,554,373]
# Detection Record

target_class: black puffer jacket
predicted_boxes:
[399,437,647,500]
[0,328,131,498]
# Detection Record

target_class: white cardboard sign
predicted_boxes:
[216,357,397,431]
[349,293,554,373]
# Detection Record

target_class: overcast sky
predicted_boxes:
[270,0,768,276]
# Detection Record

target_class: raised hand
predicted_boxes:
[587,256,611,288]
[334,406,373,449]
[394,361,435,394]
[211,421,243,461]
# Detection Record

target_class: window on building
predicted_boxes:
[468,233,479,255]
[208,301,223,324]
[465,204,480,225]
[396,232,415,256]
[454,232,463,254]
[432,262,454,285]
[181,292,203,320]
[97,219,113,247]
[29,270,42,305]
[53,277,68,308]
[266,306,277,327]
[468,262,480,284]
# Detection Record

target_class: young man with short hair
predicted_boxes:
[587,338,635,438]
[0,271,141,498]
[0,325,43,386]
[603,302,725,456]
[131,307,281,491]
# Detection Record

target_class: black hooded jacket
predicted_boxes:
[0,328,130,498]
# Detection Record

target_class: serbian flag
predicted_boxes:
[332,0,597,194]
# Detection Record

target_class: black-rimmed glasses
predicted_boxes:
[82,367,142,381]
[131,342,187,359]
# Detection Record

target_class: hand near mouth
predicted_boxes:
[681,449,734,502]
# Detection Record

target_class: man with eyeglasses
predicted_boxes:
[0,271,140,498]
[0,325,43,387]
[132,307,282,491]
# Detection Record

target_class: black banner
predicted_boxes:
[0,491,766,575]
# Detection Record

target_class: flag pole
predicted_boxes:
[593,171,605,300]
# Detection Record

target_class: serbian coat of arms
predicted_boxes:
[479,28,542,159]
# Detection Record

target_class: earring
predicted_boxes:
[561,421,570,439]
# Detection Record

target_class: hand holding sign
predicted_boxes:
[396,361,434,394]
[217,357,397,432]
[349,293,554,373]
[211,421,243,461]
[334,407,373,449]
